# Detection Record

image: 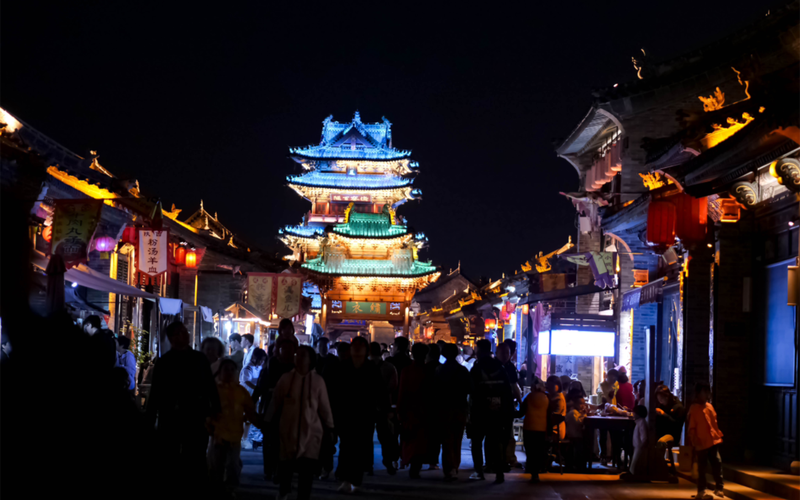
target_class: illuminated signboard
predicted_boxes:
[389,302,403,315]
[331,193,372,203]
[538,329,615,357]
[346,301,386,315]
[331,300,343,314]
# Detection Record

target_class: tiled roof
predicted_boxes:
[302,257,438,277]
[290,111,411,160]
[280,225,326,237]
[287,171,413,189]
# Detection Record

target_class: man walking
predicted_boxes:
[370,342,399,474]
[146,322,220,496]
[435,343,470,481]
[468,339,512,483]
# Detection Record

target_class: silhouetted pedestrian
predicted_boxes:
[435,343,470,481]
[468,339,512,483]
[146,322,220,497]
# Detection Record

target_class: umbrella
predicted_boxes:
[45,254,66,315]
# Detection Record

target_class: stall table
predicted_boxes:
[584,415,636,471]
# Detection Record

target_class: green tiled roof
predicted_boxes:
[302,258,438,277]
[333,212,408,238]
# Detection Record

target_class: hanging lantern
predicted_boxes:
[185,248,198,268]
[673,193,707,244]
[121,226,137,245]
[174,245,186,265]
[42,226,52,243]
[646,201,676,245]
[95,235,116,252]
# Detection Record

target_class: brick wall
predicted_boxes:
[713,217,755,460]
[577,229,602,313]
[196,271,245,316]
[682,247,714,404]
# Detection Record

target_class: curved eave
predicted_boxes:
[287,182,413,192]
[288,151,412,162]
[289,151,411,163]
[330,229,411,240]
[303,268,440,279]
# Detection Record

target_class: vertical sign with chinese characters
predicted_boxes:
[138,229,169,277]
[275,274,303,318]
[51,199,103,269]
[247,273,274,317]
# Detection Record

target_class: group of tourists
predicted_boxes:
[131,316,726,500]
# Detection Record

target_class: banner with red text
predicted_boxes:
[247,273,274,317]
[51,199,103,269]
[275,274,303,318]
[138,229,169,277]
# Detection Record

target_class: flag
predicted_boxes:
[247,273,274,316]
[138,229,169,277]
[50,199,103,269]
[275,274,303,318]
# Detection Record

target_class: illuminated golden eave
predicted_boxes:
[48,166,201,234]
[700,112,755,150]
[288,184,413,201]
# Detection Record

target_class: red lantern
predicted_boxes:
[673,193,707,244]
[185,249,197,268]
[484,318,497,330]
[121,226,137,245]
[42,226,52,243]
[646,201,676,245]
[174,245,186,265]
[95,235,116,252]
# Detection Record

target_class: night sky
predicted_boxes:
[3,1,777,279]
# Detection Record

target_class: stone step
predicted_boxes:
[723,464,800,500]
[675,468,786,500]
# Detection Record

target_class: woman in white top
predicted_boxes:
[240,348,267,395]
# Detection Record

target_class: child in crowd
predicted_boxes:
[688,381,724,500]
[565,396,587,472]
[208,359,257,496]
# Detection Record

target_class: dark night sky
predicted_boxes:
[3,1,777,279]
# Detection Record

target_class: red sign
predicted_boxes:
[331,193,371,203]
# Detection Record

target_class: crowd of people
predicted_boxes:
[4,311,724,500]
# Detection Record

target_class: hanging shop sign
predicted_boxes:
[346,301,386,315]
[50,199,103,269]
[331,193,372,203]
[138,229,169,278]
[563,251,618,289]
[247,273,275,316]
[275,274,303,318]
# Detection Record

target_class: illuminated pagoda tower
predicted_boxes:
[279,112,440,336]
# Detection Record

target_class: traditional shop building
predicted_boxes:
[1,106,284,360]
[279,112,439,340]
[556,3,799,468]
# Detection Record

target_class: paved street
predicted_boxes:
[236,435,701,500]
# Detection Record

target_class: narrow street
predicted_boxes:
[236,435,700,500]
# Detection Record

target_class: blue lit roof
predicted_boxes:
[287,171,413,189]
[279,225,326,238]
[289,112,411,161]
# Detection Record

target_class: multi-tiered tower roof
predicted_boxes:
[280,112,439,335]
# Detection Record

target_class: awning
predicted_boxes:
[32,250,157,300]
[159,298,183,315]
[200,306,214,323]
[621,289,642,311]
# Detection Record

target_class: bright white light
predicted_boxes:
[305,314,314,334]
[224,321,232,333]
[71,282,79,288]
[538,331,550,355]
[550,329,615,357]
